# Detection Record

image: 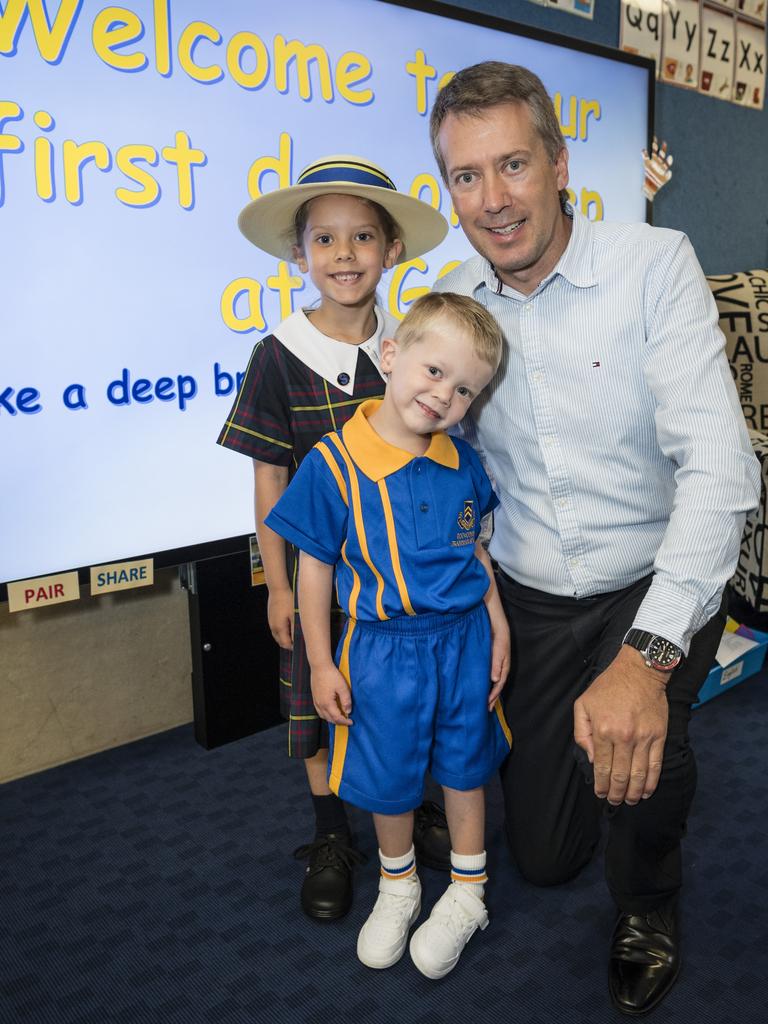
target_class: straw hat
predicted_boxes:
[238,155,448,263]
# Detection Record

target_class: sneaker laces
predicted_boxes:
[293,833,367,875]
[429,884,487,941]
[369,879,420,929]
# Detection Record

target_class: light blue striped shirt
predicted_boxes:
[436,209,760,652]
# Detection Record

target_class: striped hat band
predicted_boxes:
[297,159,396,192]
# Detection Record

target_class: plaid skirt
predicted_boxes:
[280,603,346,759]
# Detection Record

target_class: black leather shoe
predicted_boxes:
[413,800,451,872]
[293,832,367,921]
[608,907,680,1015]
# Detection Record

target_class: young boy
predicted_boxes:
[265,292,512,978]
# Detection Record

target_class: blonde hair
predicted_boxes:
[395,292,504,371]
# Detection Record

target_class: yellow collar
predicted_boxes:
[341,400,459,481]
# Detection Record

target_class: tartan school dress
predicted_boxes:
[217,307,394,758]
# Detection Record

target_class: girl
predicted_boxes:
[217,156,448,921]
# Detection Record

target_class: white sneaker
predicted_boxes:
[409,882,488,979]
[357,875,422,969]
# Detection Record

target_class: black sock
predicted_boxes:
[312,793,349,837]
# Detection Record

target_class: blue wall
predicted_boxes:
[440,0,768,274]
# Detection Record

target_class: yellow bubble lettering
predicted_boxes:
[437,260,462,280]
[226,31,270,90]
[410,173,441,210]
[580,187,604,221]
[336,51,373,105]
[579,99,601,141]
[247,132,293,200]
[62,139,110,204]
[388,258,429,319]
[555,94,578,140]
[153,0,171,76]
[221,277,266,333]
[0,100,23,151]
[267,261,304,320]
[115,144,160,206]
[0,0,81,63]
[178,20,223,84]
[405,50,437,115]
[161,131,206,209]
[274,35,333,101]
[91,7,147,72]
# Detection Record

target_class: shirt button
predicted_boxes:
[557,498,568,509]
[336,372,350,386]
[532,371,543,383]
[544,435,555,446]
[569,557,580,568]
[420,503,429,513]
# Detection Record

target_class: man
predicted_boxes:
[430,62,760,1015]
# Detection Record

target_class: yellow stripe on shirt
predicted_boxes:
[377,479,415,616]
[327,433,388,621]
[316,442,349,506]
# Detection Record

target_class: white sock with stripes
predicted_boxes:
[379,845,417,884]
[450,850,487,900]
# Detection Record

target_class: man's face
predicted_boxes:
[439,102,570,294]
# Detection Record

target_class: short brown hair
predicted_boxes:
[429,61,568,208]
[395,291,504,372]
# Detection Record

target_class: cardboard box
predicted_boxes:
[695,621,768,707]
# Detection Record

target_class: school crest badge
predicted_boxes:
[458,500,475,532]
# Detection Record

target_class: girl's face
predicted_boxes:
[294,194,402,314]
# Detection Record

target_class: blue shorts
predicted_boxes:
[327,604,512,815]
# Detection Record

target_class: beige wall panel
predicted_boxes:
[0,569,192,783]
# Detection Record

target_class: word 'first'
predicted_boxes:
[0,103,203,207]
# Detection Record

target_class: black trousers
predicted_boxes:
[497,571,727,915]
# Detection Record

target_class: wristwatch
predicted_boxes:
[623,629,683,672]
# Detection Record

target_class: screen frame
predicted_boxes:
[1,0,655,599]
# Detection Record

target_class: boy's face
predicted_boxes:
[379,315,496,436]
[293,194,401,312]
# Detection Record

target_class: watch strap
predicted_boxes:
[623,628,682,671]
[623,628,656,653]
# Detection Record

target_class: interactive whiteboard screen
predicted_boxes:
[0,0,652,586]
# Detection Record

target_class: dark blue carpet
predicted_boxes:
[1,669,767,1024]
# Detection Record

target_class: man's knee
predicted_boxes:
[506,822,598,887]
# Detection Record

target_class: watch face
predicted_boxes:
[647,636,682,670]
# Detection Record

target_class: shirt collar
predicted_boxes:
[469,205,597,298]
[341,400,459,481]
[272,307,393,394]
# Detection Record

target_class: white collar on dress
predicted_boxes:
[272,306,398,395]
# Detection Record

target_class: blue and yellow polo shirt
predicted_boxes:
[265,399,499,621]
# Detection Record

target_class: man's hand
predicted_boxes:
[311,664,353,726]
[487,605,511,710]
[573,646,670,806]
[267,586,294,650]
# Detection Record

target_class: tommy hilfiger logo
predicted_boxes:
[458,500,475,532]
